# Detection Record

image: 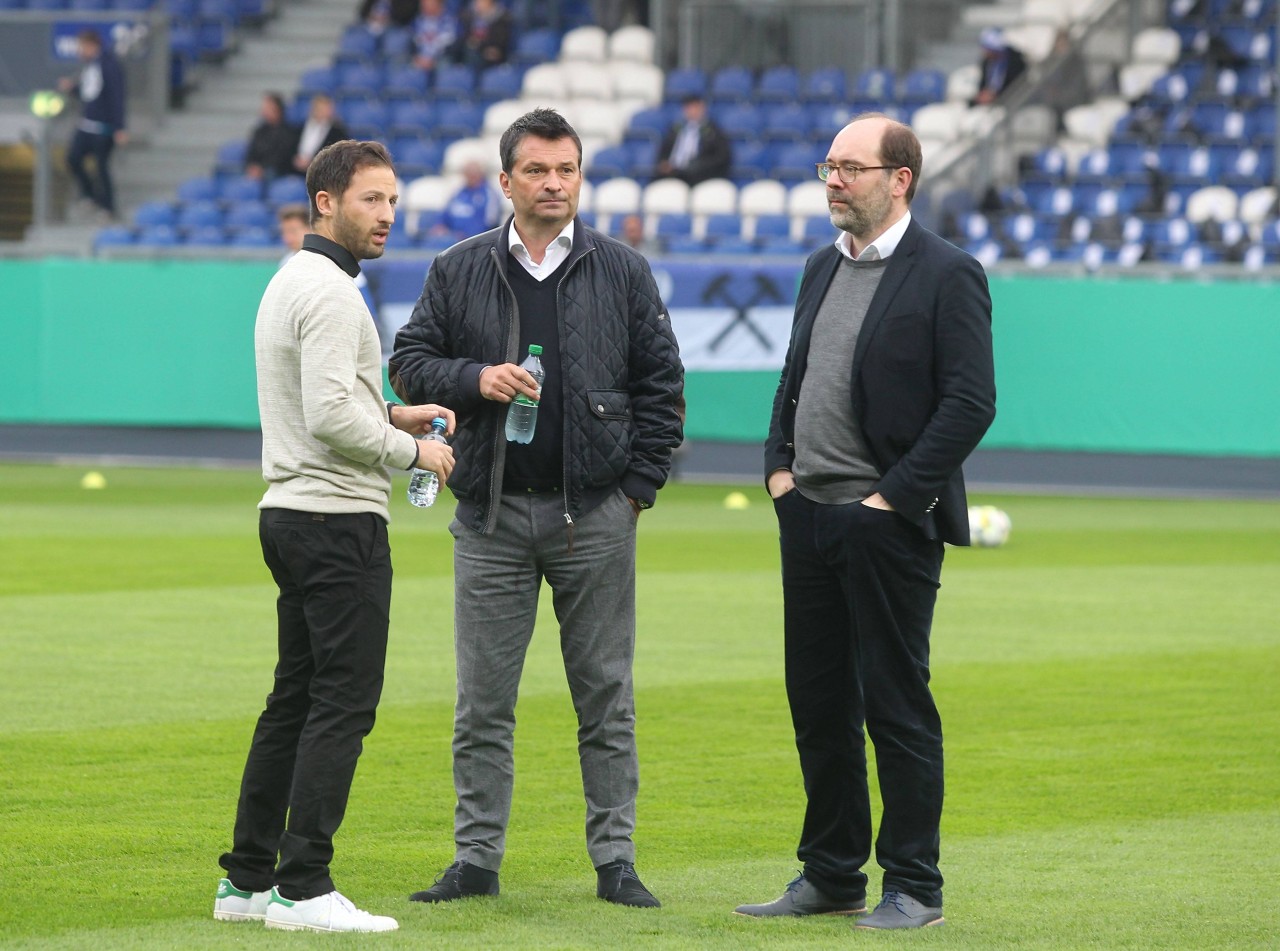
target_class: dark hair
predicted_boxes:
[306,139,395,219]
[77,28,103,47]
[498,107,582,174]
[277,203,310,225]
[850,111,924,203]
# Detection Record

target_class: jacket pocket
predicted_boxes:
[586,389,632,421]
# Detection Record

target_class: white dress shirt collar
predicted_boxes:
[835,209,912,262]
[508,219,575,281]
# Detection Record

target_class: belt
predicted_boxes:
[503,485,561,495]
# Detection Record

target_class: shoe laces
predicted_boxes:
[330,891,376,920]
[877,891,908,914]
[433,860,465,886]
[784,870,807,894]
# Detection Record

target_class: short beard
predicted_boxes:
[829,178,893,241]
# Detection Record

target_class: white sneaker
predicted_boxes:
[213,878,270,921]
[264,888,399,933]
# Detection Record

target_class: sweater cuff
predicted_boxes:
[620,472,659,509]
[460,362,489,405]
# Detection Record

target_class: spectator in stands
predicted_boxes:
[654,94,732,186]
[971,27,1026,106]
[1042,29,1090,132]
[245,93,300,180]
[358,0,417,33]
[292,94,349,175]
[452,0,512,70]
[619,213,662,256]
[412,0,459,72]
[277,204,310,268]
[590,0,648,31]
[59,29,126,220]
[432,160,502,239]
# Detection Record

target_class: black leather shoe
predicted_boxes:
[409,860,499,903]
[596,861,661,908]
[734,872,866,917]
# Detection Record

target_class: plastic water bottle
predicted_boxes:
[504,344,544,444]
[407,417,449,508]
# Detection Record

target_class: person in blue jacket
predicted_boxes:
[432,160,502,240]
[60,29,126,218]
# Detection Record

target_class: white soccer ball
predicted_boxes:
[968,505,1012,548]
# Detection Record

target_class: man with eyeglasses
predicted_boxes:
[735,114,996,929]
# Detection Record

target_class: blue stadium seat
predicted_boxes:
[228,226,277,247]
[214,139,248,176]
[854,67,896,103]
[343,99,391,138]
[266,176,308,206]
[655,213,693,239]
[1073,148,1120,186]
[769,142,824,184]
[716,103,761,143]
[379,27,414,61]
[625,140,658,180]
[1028,184,1075,217]
[802,67,846,104]
[899,68,944,105]
[809,104,859,142]
[1220,24,1272,64]
[752,213,791,240]
[434,102,483,138]
[1220,144,1274,186]
[196,19,234,59]
[336,27,379,63]
[714,236,760,255]
[298,66,338,98]
[134,201,177,228]
[626,106,674,144]
[663,68,707,102]
[394,140,444,179]
[336,63,384,99]
[176,176,219,202]
[177,200,224,230]
[512,28,560,65]
[1150,216,1198,250]
[757,235,806,255]
[430,64,476,101]
[1249,102,1276,144]
[802,215,833,243]
[387,100,435,138]
[665,235,708,254]
[70,0,110,10]
[761,104,811,143]
[94,225,136,249]
[703,213,742,241]
[219,175,264,203]
[27,0,70,9]
[224,202,274,230]
[185,225,229,246]
[476,63,524,102]
[728,140,774,184]
[1001,212,1057,245]
[956,211,991,242]
[709,66,755,104]
[1028,146,1071,180]
[755,66,800,103]
[136,224,181,246]
[588,145,631,182]
[384,64,429,99]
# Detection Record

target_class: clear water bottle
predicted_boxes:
[504,344,544,444]
[407,417,449,508]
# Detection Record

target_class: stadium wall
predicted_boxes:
[1,258,1277,457]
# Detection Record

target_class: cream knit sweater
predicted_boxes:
[256,248,418,520]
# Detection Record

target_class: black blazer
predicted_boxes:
[765,218,997,545]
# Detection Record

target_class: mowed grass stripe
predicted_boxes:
[2,464,1278,949]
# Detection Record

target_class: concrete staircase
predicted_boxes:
[915,0,1027,77]
[22,0,354,256]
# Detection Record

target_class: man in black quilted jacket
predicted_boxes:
[390,108,684,911]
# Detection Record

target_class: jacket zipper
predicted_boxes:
[554,244,595,554]
[483,245,519,536]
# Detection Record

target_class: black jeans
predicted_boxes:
[66,129,116,213]
[219,509,392,899]
[775,490,945,908]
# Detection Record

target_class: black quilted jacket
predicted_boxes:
[389,218,685,535]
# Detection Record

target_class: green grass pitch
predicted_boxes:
[1,462,1277,949]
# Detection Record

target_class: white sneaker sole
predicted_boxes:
[265,918,398,933]
[213,910,265,922]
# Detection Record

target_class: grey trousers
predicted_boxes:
[449,488,639,871]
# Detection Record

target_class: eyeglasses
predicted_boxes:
[816,163,896,183]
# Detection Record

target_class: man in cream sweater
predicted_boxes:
[214,140,454,934]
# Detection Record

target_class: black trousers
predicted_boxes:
[775,490,945,908]
[219,509,392,899]
[66,129,116,214]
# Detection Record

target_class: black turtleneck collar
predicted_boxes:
[301,232,361,278]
